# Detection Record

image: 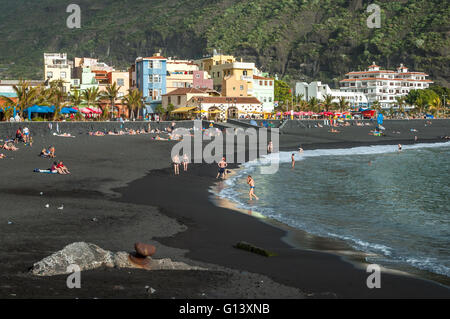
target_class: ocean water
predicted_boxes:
[216,142,450,277]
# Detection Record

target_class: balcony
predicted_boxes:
[241,75,252,81]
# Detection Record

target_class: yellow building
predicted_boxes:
[162,88,211,109]
[211,61,255,96]
[166,59,199,94]
[195,54,236,74]
[44,53,72,93]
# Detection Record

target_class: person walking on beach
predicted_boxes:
[217,157,228,179]
[247,175,259,201]
[182,153,189,172]
[173,154,180,175]
[23,127,30,144]
[291,153,295,169]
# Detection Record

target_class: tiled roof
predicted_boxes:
[189,96,261,104]
[253,75,274,80]
[162,88,209,96]
[340,78,433,82]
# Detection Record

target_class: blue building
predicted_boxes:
[135,53,167,114]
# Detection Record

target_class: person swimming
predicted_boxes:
[398,144,402,151]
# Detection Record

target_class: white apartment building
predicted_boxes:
[340,62,433,108]
[44,53,72,93]
[295,81,368,107]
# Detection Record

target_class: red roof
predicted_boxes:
[163,88,209,96]
[190,96,261,104]
[253,75,274,80]
[340,78,432,82]
[143,56,166,60]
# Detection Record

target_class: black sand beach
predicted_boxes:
[0,119,449,298]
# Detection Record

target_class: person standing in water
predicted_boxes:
[398,144,402,151]
[217,157,228,179]
[291,153,295,169]
[247,175,259,201]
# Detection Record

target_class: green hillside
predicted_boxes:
[0,0,448,87]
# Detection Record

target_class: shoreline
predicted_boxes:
[116,133,450,298]
[0,119,449,298]
[207,140,450,287]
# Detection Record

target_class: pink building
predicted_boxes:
[193,70,213,90]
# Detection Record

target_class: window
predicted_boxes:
[47,71,53,79]
[259,81,263,85]
[73,79,79,86]
[195,74,200,79]
[149,60,162,69]
[149,74,161,83]
[243,70,247,76]
[264,81,267,86]
[60,72,66,79]
[240,85,244,90]
[269,97,272,102]
[117,78,124,86]
[177,96,181,105]
[168,97,171,104]
[269,81,272,86]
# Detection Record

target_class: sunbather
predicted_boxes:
[56,161,70,174]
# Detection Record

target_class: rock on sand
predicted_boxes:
[31,242,205,276]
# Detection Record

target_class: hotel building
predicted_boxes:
[339,62,433,108]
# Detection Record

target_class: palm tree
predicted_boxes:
[82,87,100,108]
[0,81,39,118]
[321,94,334,112]
[122,89,143,120]
[48,80,69,120]
[70,89,83,108]
[82,87,101,120]
[415,97,428,115]
[102,83,121,120]
[308,97,320,112]
[337,97,349,112]
[429,97,442,118]
[395,96,406,117]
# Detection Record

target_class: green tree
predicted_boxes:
[274,80,292,111]
[122,89,143,120]
[321,94,334,112]
[102,83,121,120]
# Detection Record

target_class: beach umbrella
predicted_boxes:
[79,107,93,114]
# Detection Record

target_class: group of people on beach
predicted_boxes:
[172,154,189,175]
[0,127,31,159]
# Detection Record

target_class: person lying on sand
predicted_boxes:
[40,148,50,158]
[329,128,340,133]
[0,153,5,159]
[2,142,18,151]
